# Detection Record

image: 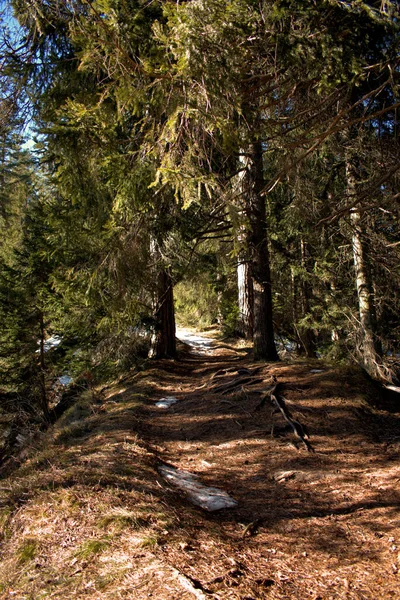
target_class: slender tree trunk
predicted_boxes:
[346,155,382,379]
[244,141,278,360]
[0,137,7,220]
[236,151,254,339]
[329,281,340,344]
[152,267,176,358]
[237,258,254,339]
[299,239,317,357]
[291,266,301,350]
[38,311,50,421]
[149,237,176,358]
[215,272,224,327]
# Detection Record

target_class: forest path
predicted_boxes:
[1,332,400,600]
[175,327,218,355]
[133,330,400,599]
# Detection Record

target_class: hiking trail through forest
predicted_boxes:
[0,330,400,599]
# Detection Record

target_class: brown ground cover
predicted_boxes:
[0,332,399,599]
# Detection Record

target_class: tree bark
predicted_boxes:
[346,155,382,379]
[243,141,279,361]
[299,239,318,358]
[152,266,176,359]
[236,152,254,339]
[149,236,176,359]
[38,311,50,421]
[237,258,254,339]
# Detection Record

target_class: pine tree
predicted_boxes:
[3,0,399,382]
[0,141,53,419]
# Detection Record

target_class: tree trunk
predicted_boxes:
[299,239,317,358]
[329,280,340,344]
[0,137,7,220]
[243,141,279,361]
[152,266,176,359]
[237,258,254,339]
[346,156,382,379]
[152,268,176,359]
[236,151,254,340]
[149,236,176,359]
[38,311,50,421]
[215,271,224,327]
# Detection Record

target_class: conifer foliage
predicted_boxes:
[0,0,399,418]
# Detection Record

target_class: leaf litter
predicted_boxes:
[0,329,399,599]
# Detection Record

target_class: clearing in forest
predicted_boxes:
[0,330,399,599]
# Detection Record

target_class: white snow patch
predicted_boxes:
[58,375,73,386]
[276,338,297,353]
[155,396,178,409]
[43,335,62,351]
[176,327,216,355]
[158,464,238,511]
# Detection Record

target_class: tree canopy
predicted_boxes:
[1,0,400,419]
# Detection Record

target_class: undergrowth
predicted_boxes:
[0,372,180,599]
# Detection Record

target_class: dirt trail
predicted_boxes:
[133,331,400,599]
[1,331,399,600]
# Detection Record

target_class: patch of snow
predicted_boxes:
[155,396,178,408]
[158,464,238,511]
[36,335,62,353]
[43,335,62,351]
[176,327,216,355]
[276,338,297,353]
[58,375,73,386]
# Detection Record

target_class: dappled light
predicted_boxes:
[2,333,399,598]
[1,0,400,597]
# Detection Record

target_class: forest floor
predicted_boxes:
[0,330,400,599]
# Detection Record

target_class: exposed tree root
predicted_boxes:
[212,377,264,395]
[256,378,314,452]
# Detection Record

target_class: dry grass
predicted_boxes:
[0,340,399,599]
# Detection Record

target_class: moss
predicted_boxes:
[98,510,149,531]
[0,506,12,540]
[140,535,159,548]
[74,537,110,559]
[17,537,38,564]
[55,421,93,444]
